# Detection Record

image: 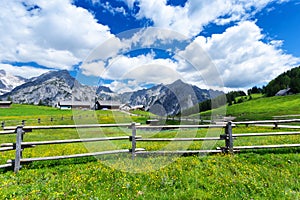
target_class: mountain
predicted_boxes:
[265,66,300,96]
[96,86,113,94]
[96,85,119,101]
[0,70,27,95]
[0,70,223,114]
[121,79,223,116]
[0,70,99,106]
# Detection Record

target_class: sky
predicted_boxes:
[0,0,300,93]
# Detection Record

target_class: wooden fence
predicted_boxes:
[0,120,300,173]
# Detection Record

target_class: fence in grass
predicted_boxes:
[0,119,300,173]
[1,114,134,127]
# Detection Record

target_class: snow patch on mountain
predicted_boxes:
[0,70,27,95]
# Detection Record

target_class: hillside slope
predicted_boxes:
[265,66,300,96]
[200,94,300,121]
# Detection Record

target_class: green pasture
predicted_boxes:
[0,104,149,126]
[0,104,299,199]
[200,93,300,121]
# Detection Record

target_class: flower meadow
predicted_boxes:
[0,152,299,199]
[0,105,299,199]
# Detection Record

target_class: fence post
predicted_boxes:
[14,126,24,173]
[130,122,136,160]
[225,121,234,154]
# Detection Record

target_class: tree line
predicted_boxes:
[264,66,300,96]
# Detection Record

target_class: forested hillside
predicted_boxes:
[265,66,300,96]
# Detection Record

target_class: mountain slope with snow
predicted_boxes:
[0,70,27,95]
[121,79,224,115]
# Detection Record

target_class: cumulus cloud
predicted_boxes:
[107,80,144,93]
[101,1,127,16]
[0,64,49,79]
[124,0,288,37]
[0,0,112,70]
[104,53,182,83]
[2,0,298,94]
[81,21,300,92]
[81,60,106,77]
[191,21,300,89]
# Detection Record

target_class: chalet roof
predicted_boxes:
[275,88,291,96]
[96,100,121,106]
[132,105,144,108]
[58,101,91,106]
[0,101,12,105]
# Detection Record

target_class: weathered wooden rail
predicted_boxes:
[0,119,299,173]
[234,119,300,128]
[0,123,143,172]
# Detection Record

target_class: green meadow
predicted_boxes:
[0,103,299,199]
[200,93,300,121]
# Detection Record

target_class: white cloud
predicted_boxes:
[107,80,144,93]
[122,0,137,9]
[81,60,106,77]
[1,0,296,94]
[0,64,49,79]
[102,2,127,16]
[85,36,128,63]
[125,0,288,37]
[129,27,188,48]
[0,0,112,70]
[104,53,182,84]
[190,21,300,89]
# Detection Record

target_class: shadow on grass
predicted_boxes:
[237,147,300,156]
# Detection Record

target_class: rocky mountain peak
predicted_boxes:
[29,70,75,88]
[0,69,27,95]
[0,70,223,115]
[121,79,223,116]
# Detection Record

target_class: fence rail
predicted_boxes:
[0,120,299,173]
[0,136,142,147]
[0,130,15,135]
[233,119,300,128]
[3,123,140,132]
[232,144,300,150]
[232,131,300,137]
[6,148,146,164]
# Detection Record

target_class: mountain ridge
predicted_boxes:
[0,70,224,115]
[0,70,27,95]
[121,79,223,115]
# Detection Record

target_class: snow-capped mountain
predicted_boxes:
[121,79,223,116]
[0,70,27,95]
[0,70,102,106]
[0,70,223,115]
[96,85,119,101]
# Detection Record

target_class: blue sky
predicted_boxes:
[0,0,300,93]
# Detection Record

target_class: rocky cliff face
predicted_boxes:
[0,70,98,106]
[0,70,223,115]
[121,79,223,116]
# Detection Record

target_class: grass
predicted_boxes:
[0,104,150,126]
[0,153,299,199]
[0,104,299,199]
[199,93,300,121]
